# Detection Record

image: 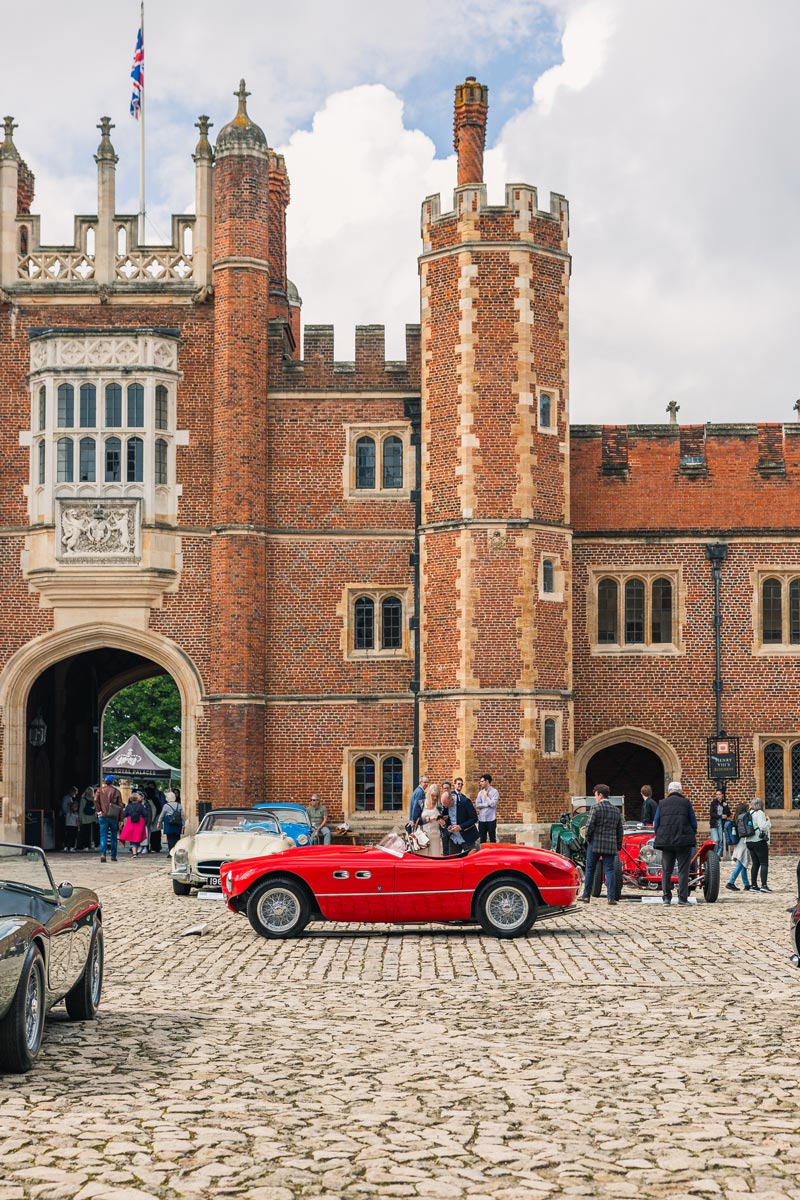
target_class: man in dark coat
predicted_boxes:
[653,780,697,905]
[578,784,624,904]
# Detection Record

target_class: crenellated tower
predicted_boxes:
[419,77,573,824]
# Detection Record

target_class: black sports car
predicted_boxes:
[0,843,103,1072]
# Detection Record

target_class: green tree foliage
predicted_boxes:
[103,676,181,768]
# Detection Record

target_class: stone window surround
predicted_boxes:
[539,552,564,601]
[541,710,563,757]
[586,566,684,656]
[753,734,800,813]
[343,421,412,499]
[343,746,412,819]
[342,585,413,661]
[751,569,800,655]
[537,386,559,435]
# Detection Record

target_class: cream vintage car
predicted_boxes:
[170,808,294,896]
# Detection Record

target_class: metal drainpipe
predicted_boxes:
[705,542,729,738]
[404,398,422,785]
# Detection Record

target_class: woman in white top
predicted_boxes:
[416,790,444,857]
[746,797,771,893]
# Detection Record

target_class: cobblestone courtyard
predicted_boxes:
[2,852,799,1200]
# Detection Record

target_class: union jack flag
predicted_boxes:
[130,25,144,119]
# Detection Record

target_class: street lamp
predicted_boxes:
[28,711,47,747]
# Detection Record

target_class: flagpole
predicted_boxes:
[138,0,145,246]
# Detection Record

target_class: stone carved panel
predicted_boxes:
[29,335,178,373]
[56,499,141,563]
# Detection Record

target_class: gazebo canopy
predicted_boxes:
[102,734,179,781]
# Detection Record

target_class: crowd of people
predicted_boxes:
[60,777,184,862]
[404,772,499,856]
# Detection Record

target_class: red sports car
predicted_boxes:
[608,826,721,902]
[220,833,580,939]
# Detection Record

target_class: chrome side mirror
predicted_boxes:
[57,881,74,900]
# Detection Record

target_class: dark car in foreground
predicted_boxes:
[221,832,580,940]
[791,900,800,966]
[0,843,103,1073]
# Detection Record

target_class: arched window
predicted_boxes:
[624,578,645,643]
[105,383,122,428]
[355,756,376,811]
[155,385,169,430]
[127,437,143,483]
[764,742,784,809]
[539,393,552,428]
[597,578,618,644]
[105,437,121,482]
[37,440,45,485]
[544,718,557,754]
[382,756,404,811]
[790,580,800,645]
[355,436,376,489]
[79,383,96,428]
[56,437,73,482]
[127,383,144,427]
[57,383,74,428]
[155,439,168,485]
[79,437,96,482]
[762,578,782,643]
[38,386,46,431]
[382,436,403,489]
[651,577,673,644]
[542,559,555,594]
[381,596,402,650]
[354,597,375,650]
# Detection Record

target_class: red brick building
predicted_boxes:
[0,80,797,849]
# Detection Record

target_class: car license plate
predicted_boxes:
[204,875,220,887]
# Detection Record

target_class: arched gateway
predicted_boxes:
[0,625,203,844]
[572,726,681,821]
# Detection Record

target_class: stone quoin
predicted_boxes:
[0,82,798,850]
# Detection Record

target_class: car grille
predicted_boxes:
[197,860,223,878]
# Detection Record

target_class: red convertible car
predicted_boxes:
[220,833,580,939]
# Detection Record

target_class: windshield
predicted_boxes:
[199,812,281,836]
[262,807,312,829]
[0,843,57,899]
[375,830,407,859]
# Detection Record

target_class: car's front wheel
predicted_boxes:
[247,878,311,939]
[475,876,537,938]
[0,943,46,1073]
[65,925,104,1021]
[703,850,720,902]
[172,879,192,896]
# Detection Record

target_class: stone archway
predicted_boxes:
[0,625,204,843]
[572,726,681,819]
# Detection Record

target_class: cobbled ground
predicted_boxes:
[1,851,799,1200]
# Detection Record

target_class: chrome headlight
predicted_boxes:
[297,835,309,846]
[224,871,234,892]
[174,848,189,871]
[639,842,656,864]
[578,825,587,840]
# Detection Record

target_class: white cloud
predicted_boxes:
[533,2,616,113]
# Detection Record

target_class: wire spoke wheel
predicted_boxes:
[486,885,529,931]
[249,882,310,938]
[24,965,44,1052]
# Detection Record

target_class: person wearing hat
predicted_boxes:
[653,780,697,905]
[94,774,123,863]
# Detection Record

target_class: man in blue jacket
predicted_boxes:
[407,774,429,827]
[653,780,697,905]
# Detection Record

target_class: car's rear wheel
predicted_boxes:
[475,876,537,938]
[0,944,46,1073]
[247,878,311,939]
[592,858,623,900]
[65,925,104,1021]
[172,879,192,896]
[702,850,720,902]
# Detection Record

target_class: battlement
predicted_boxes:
[268,323,421,392]
[421,182,569,256]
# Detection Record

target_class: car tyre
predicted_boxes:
[65,925,104,1021]
[592,858,623,900]
[475,875,537,938]
[172,879,192,896]
[0,943,46,1074]
[702,850,720,903]
[247,878,311,939]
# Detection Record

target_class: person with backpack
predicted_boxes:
[725,803,752,892]
[156,791,184,850]
[745,797,771,893]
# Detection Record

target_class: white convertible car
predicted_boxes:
[170,808,295,895]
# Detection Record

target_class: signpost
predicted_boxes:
[706,735,740,782]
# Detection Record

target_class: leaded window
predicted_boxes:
[127,437,143,483]
[790,581,800,645]
[651,577,673,644]
[543,559,555,594]
[544,718,557,754]
[792,744,800,810]
[382,437,403,489]
[355,437,376,490]
[624,579,645,643]
[539,393,552,428]
[381,596,402,650]
[79,437,96,483]
[762,578,782,643]
[155,385,168,430]
[355,756,376,812]
[764,742,784,809]
[127,383,144,427]
[38,386,46,431]
[56,437,73,482]
[105,437,121,482]
[79,383,96,428]
[57,384,74,428]
[597,578,618,643]
[354,597,375,650]
[105,383,122,428]
[37,440,45,485]
[155,439,168,485]
[382,756,404,811]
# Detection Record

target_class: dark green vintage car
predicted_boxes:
[0,843,103,1073]
[549,798,625,898]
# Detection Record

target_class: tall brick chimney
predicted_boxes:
[453,76,489,185]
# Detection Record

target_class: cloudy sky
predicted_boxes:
[3,0,799,424]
